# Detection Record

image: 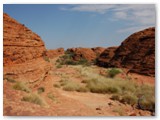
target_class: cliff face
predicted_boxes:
[103,27,155,76]
[3,13,51,83]
[3,13,46,66]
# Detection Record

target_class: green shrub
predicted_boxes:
[22,93,46,106]
[139,97,155,112]
[57,51,90,66]
[107,68,121,78]
[120,94,138,105]
[37,87,45,94]
[77,58,90,66]
[110,94,120,101]
[13,82,30,93]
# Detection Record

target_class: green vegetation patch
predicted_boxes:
[56,51,91,66]
[107,68,122,78]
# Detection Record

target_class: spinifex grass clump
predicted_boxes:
[61,80,88,92]
[22,93,47,106]
[13,81,31,93]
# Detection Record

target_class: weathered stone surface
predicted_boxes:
[3,13,52,83]
[45,48,64,59]
[97,47,118,67]
[3,13,46,66]
[91,47,106,56]
[66,47,105,62]
[66,47,97,61]
[109,27,155,76]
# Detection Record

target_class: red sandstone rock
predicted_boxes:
[66,47,97,61]
[66,47,105,62]
[3,13,46,66]
[91,47,105,56]
[97,47,118,67]
[109,27,155,76]
[45,48,64,59]
[3,13,52,83]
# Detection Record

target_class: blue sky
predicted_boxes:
[3,4,155,49]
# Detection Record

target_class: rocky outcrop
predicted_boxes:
[66,47,105,61]
[91,47,106,56]
[45,48,64,59]
[3,13,46,66]
[109,27,155,76]
[97,47,118,67]
[3,13,51,83]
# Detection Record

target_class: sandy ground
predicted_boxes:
[3,57,154,116]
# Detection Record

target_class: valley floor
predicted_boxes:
[3,57,155,116]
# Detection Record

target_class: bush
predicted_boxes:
[63,81,80,91]
[120,94,138,105]
[139,97,155,112]
[86,79,120,94]
[77,58,90,66]
[57,52,90,66]
[13,82,30,93]
[76,86,89,92]
[22,93,46,106]
[107,68,121,78]
[60,80,88,92]
[37,87,45,94]
[110,94,120,101]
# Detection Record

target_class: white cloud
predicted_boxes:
[60,5,116,14]
[117,25,153,33]
[60,4,155,33]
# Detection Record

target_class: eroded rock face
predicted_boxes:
[3,13,51,83]
[66,47,105,61]
[3,13,46,66]
[97,47,118,67]
[109,27,155,76]
[45,48,64,59]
